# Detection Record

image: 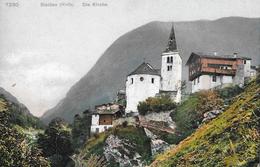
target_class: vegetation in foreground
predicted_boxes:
[37,117,74,167]
[0,96,50,167]
[150,78,260,167]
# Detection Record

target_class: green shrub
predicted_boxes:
[216,85,244,103]
[137,95,177,115]
[138,101,150,115]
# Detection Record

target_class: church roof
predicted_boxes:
[164,24,177,52]
[128,62,161,76]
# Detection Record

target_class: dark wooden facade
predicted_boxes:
[99,114,113,125]
[186,53,246,81]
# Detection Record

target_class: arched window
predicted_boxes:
[167,57,170,63]
[151,78,154,83]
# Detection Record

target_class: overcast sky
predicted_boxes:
[0,0,260,117]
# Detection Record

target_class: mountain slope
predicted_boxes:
[0,87,30,115]
[0,87,43,128]
[42,17,260,123]
[150,78,260,166]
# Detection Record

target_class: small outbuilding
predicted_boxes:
[90,103,124,134]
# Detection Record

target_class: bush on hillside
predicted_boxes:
[216,85,244,104]
[196,90,224,119]
[137,95,177,115]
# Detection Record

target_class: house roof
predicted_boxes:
[128,62,161,76]
[186,52,251,65]
[93,102,123,115]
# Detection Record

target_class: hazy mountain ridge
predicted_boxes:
[0,87,31,115]
[0,87,44,128]
[42,17,260,123]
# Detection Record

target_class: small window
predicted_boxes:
[212,75,217,82]
[170,56,173,63]
[103,120,106,122]
[197,77,200,83]
[167,65,172,71]
[151,78,154,83]
[140,77,144,81]
[244,60,246,64]
[131,78,133,84]
[167,57,170,63]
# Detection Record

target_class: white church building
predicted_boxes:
[125,26,182,113]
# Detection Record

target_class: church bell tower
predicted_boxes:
[160,25,182,102]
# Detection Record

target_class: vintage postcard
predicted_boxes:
[0,0,259,166]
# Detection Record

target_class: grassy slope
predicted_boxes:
[172,95,199,134]
[150,79,260,167]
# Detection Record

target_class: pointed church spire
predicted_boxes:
[164,24,177,52]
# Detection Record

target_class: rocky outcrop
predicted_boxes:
[202,109,223,123]
[104,135,144,167]
[141,111,175,156]
[140,111,176,129]
[144,128,170,156]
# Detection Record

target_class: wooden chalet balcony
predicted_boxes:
[189,67,236,81]
[201,67,236,75]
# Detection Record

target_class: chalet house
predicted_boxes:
[90,103,124,134]
[186,52,255,93]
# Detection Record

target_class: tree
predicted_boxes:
[38,117,74,166]
[71,111,92,149]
